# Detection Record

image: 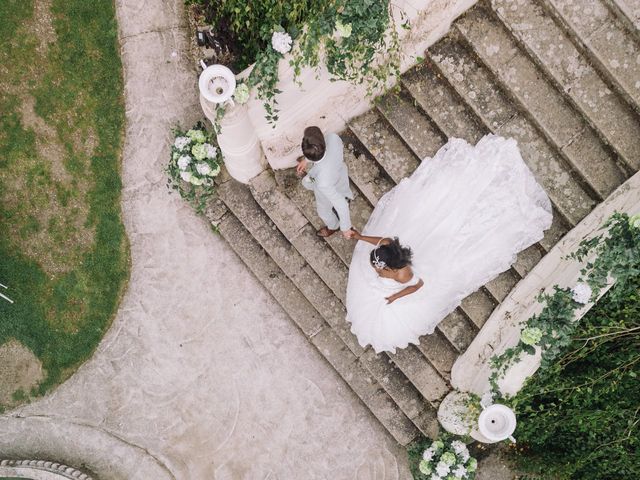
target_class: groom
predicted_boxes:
[297,126,355,238]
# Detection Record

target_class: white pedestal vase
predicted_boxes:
[438,390,517,444]
[199,65,266,184]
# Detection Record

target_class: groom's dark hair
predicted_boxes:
[301,126,326,161]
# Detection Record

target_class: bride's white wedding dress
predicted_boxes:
[346,135,553,354]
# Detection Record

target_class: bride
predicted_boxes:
[346,135,553,354]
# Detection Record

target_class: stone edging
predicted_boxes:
[0,459,93,479]
[451,170,640,396]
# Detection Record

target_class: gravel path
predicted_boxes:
[0,1,410,478]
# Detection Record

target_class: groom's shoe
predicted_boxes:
[316,226,339,237]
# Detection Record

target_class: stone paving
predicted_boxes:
[0,0,411,478]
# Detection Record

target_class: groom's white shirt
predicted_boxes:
[302,133,353,231]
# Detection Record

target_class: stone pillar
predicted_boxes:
[200,96,266,183]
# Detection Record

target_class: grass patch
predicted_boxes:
[0,0,129,404]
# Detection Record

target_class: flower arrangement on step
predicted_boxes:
[408,436,478,480]
[166,122,222,213]
[489,212,640,395]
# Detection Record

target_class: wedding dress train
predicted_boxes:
[346,135,553,353]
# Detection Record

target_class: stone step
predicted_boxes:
[358,348,440,438]
[213,181,430,444]
[273,169,371,266]
[216,179,362,355]
[349,109,421,184]
[206,199,326,339]
[402,64,487,143]
[438,309,478,352]
[604,0,640,40]
[425,36,597,225]
[401,62,576,255]
[543,0,640,111]
[250,170,349,303]
[460,289,497,330]
[376,89,447,160]
[414,330,459,378]
[310,327,421,445]
[388,345,450,402]
[456,6,628,199]
[342,133,396,207]
[491,0,640,174]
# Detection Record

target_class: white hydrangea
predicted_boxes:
[430,475,442,480]
[195,162,212,176]
[571,283,592,304]
[177,155,191,170]
[271,31,292,55]
[174,136,190,150]
[422,447,435,461]
[629,213,640,229]
[450,440,468,456]
[435,461,450,477]
[180,171,193,183]
[459,449,470,463]
[453,465,468,478]
[205,143,218,159]
[209,165,221,177]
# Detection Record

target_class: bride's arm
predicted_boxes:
[386,279,424,304]
[352,231,392,246]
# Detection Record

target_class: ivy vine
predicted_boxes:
[489,212,640,396]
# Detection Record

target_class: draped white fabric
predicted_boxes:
[346,135,553,353]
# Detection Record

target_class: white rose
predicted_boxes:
[571,283,592,304]
[174,136,190,150]
[177,155,191,170]
[180,171,192,183]
[196,162,212,176]
[189,176,204,186]
[271,31,292,55]
[205,143,218,159]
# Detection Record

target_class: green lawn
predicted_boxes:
[0,0,129,406]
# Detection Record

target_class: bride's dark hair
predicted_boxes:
[370,238,413,269]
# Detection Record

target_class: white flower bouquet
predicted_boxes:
[412,438,477,480]
[166,122,222,213]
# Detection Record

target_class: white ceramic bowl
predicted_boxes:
[199,65,236,104]
[478,404,517,442]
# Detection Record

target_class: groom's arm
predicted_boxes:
[318,185,351,231]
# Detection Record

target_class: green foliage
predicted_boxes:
[509,275,640,480]
[0,0,128,402]
[191,0,405,125]
[489,213,640,395]
[190,0,322,70]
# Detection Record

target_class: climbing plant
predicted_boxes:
[190,0,408,125]
[489,212,640,395]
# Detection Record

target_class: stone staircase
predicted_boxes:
[206,0,640,445]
